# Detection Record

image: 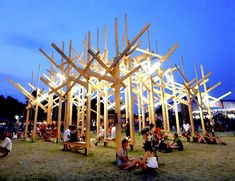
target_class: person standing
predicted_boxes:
[0,132,12,158]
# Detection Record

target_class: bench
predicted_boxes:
[63,141,88,155]
[100,138,133,151]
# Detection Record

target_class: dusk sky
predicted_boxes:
[0,0,234,104]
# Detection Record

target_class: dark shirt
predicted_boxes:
[175,138,184,151]
[70,130,78,142]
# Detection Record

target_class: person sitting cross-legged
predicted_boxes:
[169,133,184,151]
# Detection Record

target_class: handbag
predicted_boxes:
[147,156,158,168]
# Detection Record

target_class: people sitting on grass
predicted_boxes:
[203,131,226,145]
[169,133,184,151]
[193,130,204,143]
[181,120,191,142]
[117,139,158,171]
[148,130,160,155]
[141,141,159,172]
[211,131,226,145]
[0,132,12,158]
[158,134,172,153]
[117,138,142,170]
[95,122,104,146]
[141,123,155,138]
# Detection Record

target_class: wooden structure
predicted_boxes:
[8,15,232,156]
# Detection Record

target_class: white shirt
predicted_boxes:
[98,128,104,138]
[1,137,12,152]
[183,123,191,132]
[111,126,116,139]
[63,129,70,142]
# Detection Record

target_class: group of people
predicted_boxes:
[63,125,84,142]
[117,138,158,171]
[116,123,184,172]
[181,120,226,145]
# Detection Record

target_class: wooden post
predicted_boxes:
[65,40,73,127]
[96,90,101,135]
[170,71,180,133]
[125,15,135,147]
[140,83,146,128]
[81,87,85,135]
[103,84,108,140]
[114,17,122,152]
[137,84,142,134]
[200,65,213,126]
[32,64,41,141]
[47,64,54,125]
[85,31,92,156]
[24,108,30,140]
[186,89,195,136]
[57,95,62,142]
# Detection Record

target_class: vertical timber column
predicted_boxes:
[103,84,108,140]
[25,71,33,140]
[32,64,40,141]
[124,84,129,124]
[32,103,39,141]
[159,71,167,132]
[103,26,108,140]
[66,40,73,127]
[127,64,135,146]
[24,108,30,140]
[140,83,146,128]
[125,15,135,147]
[200,65,213,126]
[186,88,195,135]
[47,64,54,125]
[197,88,206,134]
[96,90,101,135]
[166,104,170,132]
[96,28,101,135]
[137,86,142,134]
[114,17,121,152]
[57,95,62,142]
[76,89,81,130]
[81,87,85,135]
[85,31,92,156]
[170,71,180,133]
[147,30,155,126]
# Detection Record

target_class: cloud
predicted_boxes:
[0,32,48,51]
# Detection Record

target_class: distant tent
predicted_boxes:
[222,100,235,111]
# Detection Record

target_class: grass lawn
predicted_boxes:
[0,132,234,181]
